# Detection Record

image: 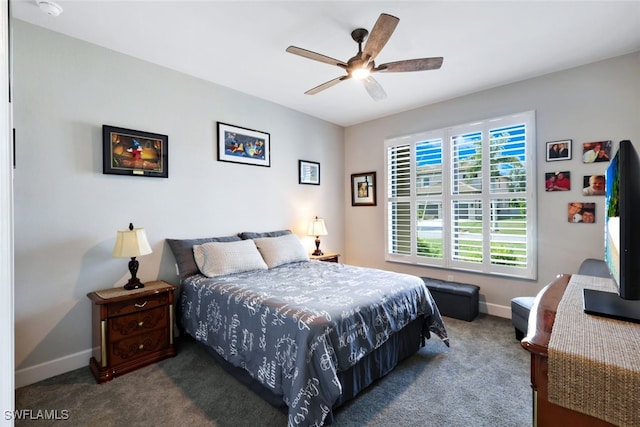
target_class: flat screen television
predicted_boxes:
[583,140,640,323]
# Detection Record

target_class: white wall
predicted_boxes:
[344,52,640,317]
[12,20,344,386]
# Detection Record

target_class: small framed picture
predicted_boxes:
[582,140,612,163]
[545,171,571,192]
[351,172,376,206]
[217,122,270,167]
[568,202,596,223]
[582,175,605,196]
[546,139,571,162]
[299,160,320,185]
[102,125,168,178]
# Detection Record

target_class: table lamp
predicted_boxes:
[112,223,152,290]
[307,216,328,256]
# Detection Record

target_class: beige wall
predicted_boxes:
[12,20,344,386]
[344,51,640,316]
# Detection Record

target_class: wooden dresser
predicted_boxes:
[87,280,177,383]
[520,274,615,426]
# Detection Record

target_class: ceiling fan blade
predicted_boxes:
[362,76,387,101]
[305,75,351,95]
[375,57,444,73]
[286,46,347,69]
[362,13,399,62]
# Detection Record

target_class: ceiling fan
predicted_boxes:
[286,13,443,101]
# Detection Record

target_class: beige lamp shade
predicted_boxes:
[307,217,328,237]
[112,225,152,258]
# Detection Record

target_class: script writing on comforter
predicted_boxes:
[179,261,448,427]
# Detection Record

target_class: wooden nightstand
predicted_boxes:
[87,280,177,383]
[310,253,340,263]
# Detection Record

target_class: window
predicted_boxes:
[385,111,537,279]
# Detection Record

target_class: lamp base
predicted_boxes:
[313,236,323,256]
[124,278,144,290]
[124,257,144,290]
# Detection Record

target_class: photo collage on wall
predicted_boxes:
[545,139,612,224]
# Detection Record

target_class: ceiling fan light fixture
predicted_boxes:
[351,67,370,80]
[286,13,443,100]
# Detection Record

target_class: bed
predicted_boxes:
[167,230,448,426]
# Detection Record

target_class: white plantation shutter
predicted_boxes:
[384,111,537,279]
[488,122,529,269]
[386,144,411,256]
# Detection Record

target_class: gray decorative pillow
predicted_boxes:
[193,240,268,277]
[166,235,242,280]
[238,229,291,240]
[253,234,309,269]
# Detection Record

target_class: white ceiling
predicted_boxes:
[11,0,640,127]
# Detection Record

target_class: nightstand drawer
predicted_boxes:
[108,306,167,340]
[109,328,169,366]
[107,292,168,317]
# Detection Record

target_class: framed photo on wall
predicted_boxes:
[545,171,571,191]
[582,140,612,163]
[546,139,571,162]
[102,125,168,178]
[351,172,376,206]
[568,202,596,223]
[298,160,320,185]
[217,122,270,167]
[582,174,605,196]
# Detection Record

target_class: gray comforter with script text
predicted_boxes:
[179,260,448,427]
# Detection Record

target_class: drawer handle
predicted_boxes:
[138,344,144,350]
[134,301,148,308]
[138,321,144,327]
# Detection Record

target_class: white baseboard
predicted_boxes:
[15,348,92,388]
[480,301,511,319]
[15,305,513,388]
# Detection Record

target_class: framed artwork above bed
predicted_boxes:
[102,125,168,178]
[217,122,271,167]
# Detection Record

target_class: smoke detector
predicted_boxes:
[36,0,63,17]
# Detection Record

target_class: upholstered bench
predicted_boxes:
[422,278,480,321]
[511,297,535,340]
[510,258,611,340]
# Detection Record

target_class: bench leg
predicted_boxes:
[515,328,524,341]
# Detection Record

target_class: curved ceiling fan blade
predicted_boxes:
[362,76,387,101]
[375,57,444,73]
[305,75,351,95]
[286,46,347,69]
[362,13,399,62]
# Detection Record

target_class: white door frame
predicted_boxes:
[1,1,16,425]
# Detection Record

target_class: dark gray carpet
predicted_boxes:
[15,314,531,426]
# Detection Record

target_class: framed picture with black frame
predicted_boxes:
[217,122,270,167]
[102,125,168,178]
[546,139,572,162]
[298,160,320,185]
[351,172,376,206]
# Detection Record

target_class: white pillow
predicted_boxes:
[193,239,267,277]
[253,234,309,268]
